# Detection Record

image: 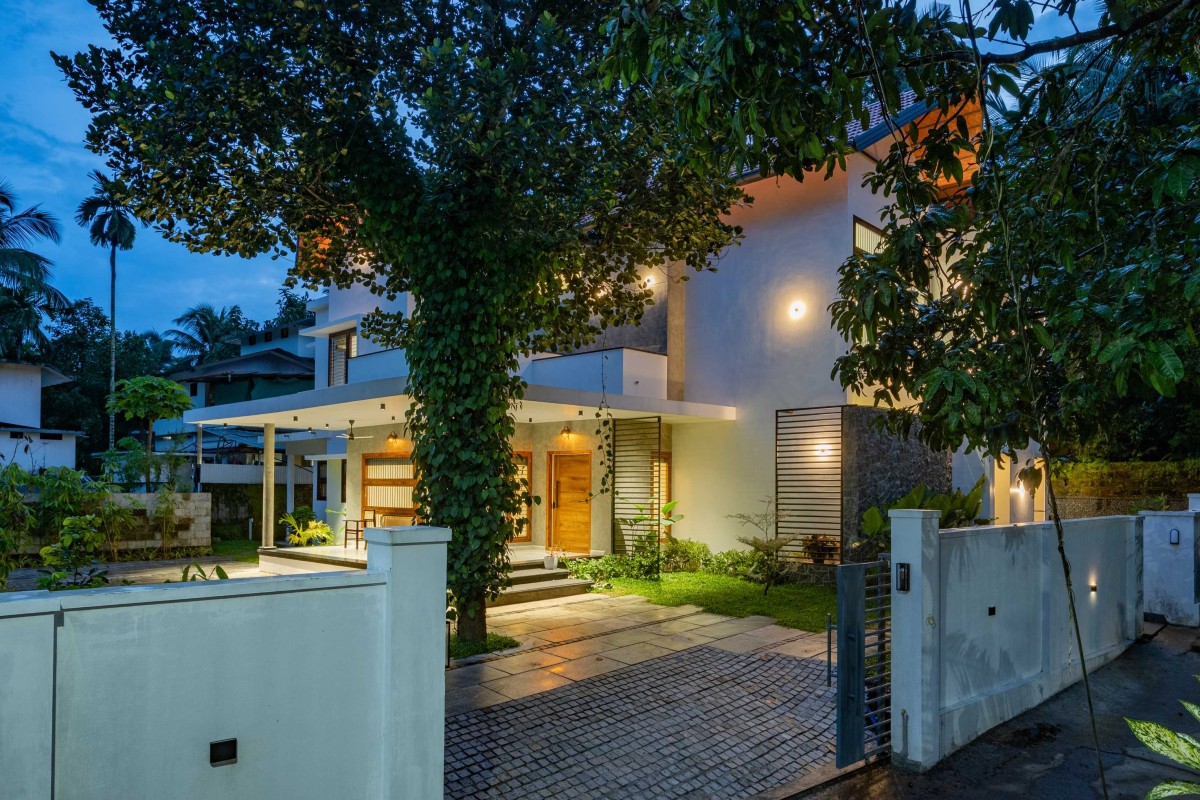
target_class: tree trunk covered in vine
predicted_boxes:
[405,250,524,644]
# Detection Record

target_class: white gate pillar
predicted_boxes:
[889,508,942,771]
[367,526,451,800]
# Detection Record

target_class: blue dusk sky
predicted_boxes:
[2,0,1095,334]
[2,0,291,334]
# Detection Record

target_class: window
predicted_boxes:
[281,327,290,339]
[512,451,533,542]
[248,333,257,346]
[189,382,198,397]
[317,461,328,502]
[40,433,63,441]
[265,331,273,343]
[853,217,885,255]
[362,452,417,526]
[328,328,357,386]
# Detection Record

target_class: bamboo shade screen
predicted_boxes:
[776,406,844,563]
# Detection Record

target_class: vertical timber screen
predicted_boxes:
[776,406,844,563]
[611,417,662,575]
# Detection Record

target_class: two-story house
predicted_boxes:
[182,101,1043,580]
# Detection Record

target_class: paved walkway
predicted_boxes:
[445,594,837,799]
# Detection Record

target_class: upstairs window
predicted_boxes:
[328,328,357,386]
[853,217,885,255]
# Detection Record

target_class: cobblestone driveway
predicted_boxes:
[445,645,835,799]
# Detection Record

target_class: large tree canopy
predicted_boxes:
[57,0,743,640]
[608,1,1198,792]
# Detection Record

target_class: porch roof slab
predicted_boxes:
[183,376,735,429]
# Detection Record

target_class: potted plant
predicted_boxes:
[544,545,564,570]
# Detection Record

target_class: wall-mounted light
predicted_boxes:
[815,444,831,457]
[643,275,656,288]
[1090,582,1098,593]
[789,300,807,320]
[560,426,572,438]
[1170,528,1182,546]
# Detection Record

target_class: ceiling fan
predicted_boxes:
[336,420,373,441]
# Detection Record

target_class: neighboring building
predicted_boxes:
[182,101,1037,565]
[156,319,320,493]
[0,361,81,471]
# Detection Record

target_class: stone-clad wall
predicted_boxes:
[840,406,952,548]
[22,493,211,553]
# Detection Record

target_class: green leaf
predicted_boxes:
[1146,780,1200,799]
[1128,719,1200,772]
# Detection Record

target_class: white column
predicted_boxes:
[285,453,297,513]
[366,526,450,800]
[1141,508,1200,626]
[262,423,276,549]
[890,508,943,771]
[194,424,203,492]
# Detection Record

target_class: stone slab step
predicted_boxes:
[491,578,593,607]
[508,566,572,585]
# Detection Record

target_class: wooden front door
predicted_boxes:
[550,453,591,553]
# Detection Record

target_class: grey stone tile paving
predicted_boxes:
[444,646,836,799]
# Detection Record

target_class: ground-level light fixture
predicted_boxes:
[789,300,806,319]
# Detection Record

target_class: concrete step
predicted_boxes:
[491,577,594,607]
[508,566,572,585]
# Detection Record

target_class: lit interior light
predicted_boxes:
[789,300,807,320]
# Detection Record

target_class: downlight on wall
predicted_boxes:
[788,300,807,320]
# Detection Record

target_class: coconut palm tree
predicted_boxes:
[0,181,67,360]
[77,170,142,450]
[166,303,255,366]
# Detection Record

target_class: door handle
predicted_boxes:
[554,480,560,509]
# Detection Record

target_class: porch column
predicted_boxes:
[285,453,297,513]
[262,423,276,549]
[194,424,203,492]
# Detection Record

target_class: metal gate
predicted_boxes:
[835,556,892,768]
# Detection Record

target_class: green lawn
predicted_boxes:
[212,538,260,564]
[601,572,836,631]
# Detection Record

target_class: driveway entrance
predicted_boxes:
[444,595,838,799]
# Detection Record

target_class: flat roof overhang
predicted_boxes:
[183,376,735,430]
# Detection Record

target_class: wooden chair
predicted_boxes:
[344,509,379,551]
[344,518,364,550]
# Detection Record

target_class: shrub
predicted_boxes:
[860,475,988,541]
[37,515,109,591]
[286,520,335,547]
[662,538,711,573]
[702,548,763,578]
[565,533,661,581]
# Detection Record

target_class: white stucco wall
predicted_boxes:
[0,433,76,471]
[0,362,44,429]
[1142,510,1200,626]
[0,526,448,800]
[890,511,1143,770]
[672,170,856,551]
[522,349,667,400]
